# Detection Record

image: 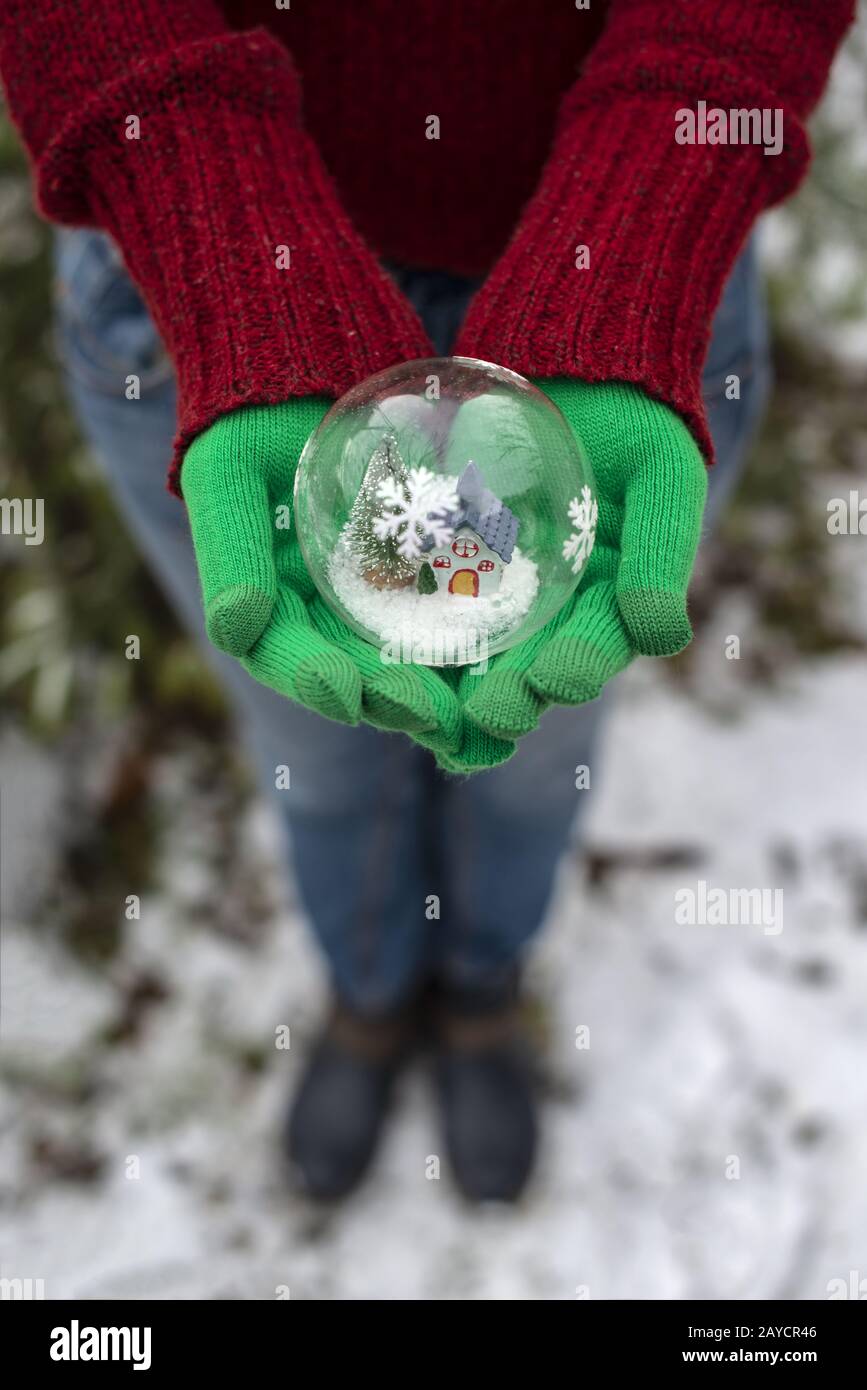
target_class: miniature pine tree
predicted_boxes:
[345,435,416,588]
[417,560,437,595]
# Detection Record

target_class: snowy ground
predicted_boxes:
[3,616,867,1301]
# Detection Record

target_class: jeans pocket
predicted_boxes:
[52,229,173,395]
[702,350,760,406]
[701,238,770,403]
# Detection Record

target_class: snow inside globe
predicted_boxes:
[294,357,597,666]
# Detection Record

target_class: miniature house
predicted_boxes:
[421,462,518,598]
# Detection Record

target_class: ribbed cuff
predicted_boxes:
[454,89,810,463]
[37,30,432,494]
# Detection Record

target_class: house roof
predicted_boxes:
[421,462,519,563]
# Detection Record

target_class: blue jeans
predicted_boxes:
[52,231,770,1013]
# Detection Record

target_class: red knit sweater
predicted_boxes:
[0,1,854,493]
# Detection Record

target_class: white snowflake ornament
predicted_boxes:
[374,465,459,562]
[563,485,598,575]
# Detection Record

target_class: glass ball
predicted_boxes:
[295,357,597,666]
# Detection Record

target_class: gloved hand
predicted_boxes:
[182,398,459,737]
[456,378,708,741]
[181,398,513,767]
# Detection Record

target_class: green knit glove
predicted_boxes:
[458,379,708,739]
[181,399,465,738]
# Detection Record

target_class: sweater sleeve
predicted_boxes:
[0,1,431,494]
[453,0,855,463]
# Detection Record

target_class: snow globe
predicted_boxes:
[294,357,597,666]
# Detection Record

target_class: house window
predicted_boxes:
[478,559,495,572]
[452,537,479,559]
[433,556,451,568]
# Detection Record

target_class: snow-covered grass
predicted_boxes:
[3,624,867,1300]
